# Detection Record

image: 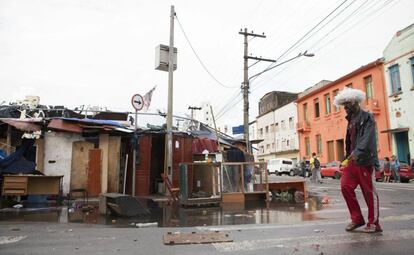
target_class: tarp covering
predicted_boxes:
[60,117,126,128]
[0,139,36,174]
[0,105,20,118]
[47,118,130,134]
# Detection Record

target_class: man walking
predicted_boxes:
[300,156,308,177]
[310,153,322,183]
[334,88,382,233]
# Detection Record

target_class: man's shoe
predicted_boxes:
[362,225,383,233]
[345,222,365,231]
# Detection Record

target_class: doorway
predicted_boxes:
[327,141,334,162]
[150,134,165,194]
[336,139,345,161]
[395,131,410,164]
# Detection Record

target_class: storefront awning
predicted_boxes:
[380,127,409,133]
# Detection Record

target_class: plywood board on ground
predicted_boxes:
[163,231,232,245]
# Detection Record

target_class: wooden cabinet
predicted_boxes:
[2,176,28,195]
[2,175,62,196]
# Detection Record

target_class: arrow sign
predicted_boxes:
[131,94,144,111]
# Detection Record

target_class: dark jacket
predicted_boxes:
[345,110,379,168]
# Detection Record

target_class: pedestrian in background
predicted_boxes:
[390,155,400,183]
[300,156,308,177]
[383,157,391,183]
[334,88,382,233]
[310,152,322,184]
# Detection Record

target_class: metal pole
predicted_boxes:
[166,5,175,182]
[123,154,128,195]
[132,110,138,196]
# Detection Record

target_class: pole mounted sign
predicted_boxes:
[131,94,144,111]
[130,93,143,197]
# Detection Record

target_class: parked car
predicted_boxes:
[320,161,343,179]
[375,163,414,183]
[267,158,294,175]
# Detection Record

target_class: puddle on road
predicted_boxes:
[0,196,332,227]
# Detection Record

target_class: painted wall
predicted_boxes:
[249,120,258,160]
[256,101,299,162]
[383,24,414,163]
[297,61,392,164]
[43,132,84,194]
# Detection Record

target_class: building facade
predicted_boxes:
[382,23,414,164]
[296,60,392,164]
[256,92,299,163]
[194,102,214,127]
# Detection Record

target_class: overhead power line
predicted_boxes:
[252,0,398,98]
[250,0,363,91]
[272,0,349,63]
[175,15,238,89]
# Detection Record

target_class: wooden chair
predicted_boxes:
[161,173,180,204]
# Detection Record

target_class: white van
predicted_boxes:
[267,158,294,175]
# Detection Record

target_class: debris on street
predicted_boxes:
[163,231,232,245]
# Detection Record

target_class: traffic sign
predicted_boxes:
[131,94,144,111]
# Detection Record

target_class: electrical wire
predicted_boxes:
[242,2,351,96]
[272,0,395,87]
[203,0,398,122]
[279,0,358,59]
[253,0,398,98]
[217,0,398,121]
[250,0,380,92]
[175,15,238,89]
[272,0,349,63]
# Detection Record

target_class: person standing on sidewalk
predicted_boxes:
[300,156,308,177]
[411,158,414,172]
[310,153,322,184]
[334,88,382,233]
[383,157,391,183]
[390,155,400,183]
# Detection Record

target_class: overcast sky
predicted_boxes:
[1,0,413,129]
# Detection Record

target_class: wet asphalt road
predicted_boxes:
[1,177,414,255]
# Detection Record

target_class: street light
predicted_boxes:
[244,51,314,153]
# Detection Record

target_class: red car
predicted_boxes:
[375,164,414,183]
[321,161,344,179]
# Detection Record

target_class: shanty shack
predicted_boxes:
[0,116,132,197]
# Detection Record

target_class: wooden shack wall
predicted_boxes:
[70,141,94,192]
[172,134,193,189]
[135,135,152,196]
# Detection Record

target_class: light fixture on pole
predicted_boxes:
[243,50,314,153]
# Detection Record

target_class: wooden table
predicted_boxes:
[2,174,63,196]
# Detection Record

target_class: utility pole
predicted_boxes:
[188,106,201,119]
[239,28,274,153]
[166,5,175,182]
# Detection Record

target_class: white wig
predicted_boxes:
[333,88,366,106]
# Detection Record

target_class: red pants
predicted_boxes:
[341,161,380,227]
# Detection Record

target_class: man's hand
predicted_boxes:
[349,153,358,161]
